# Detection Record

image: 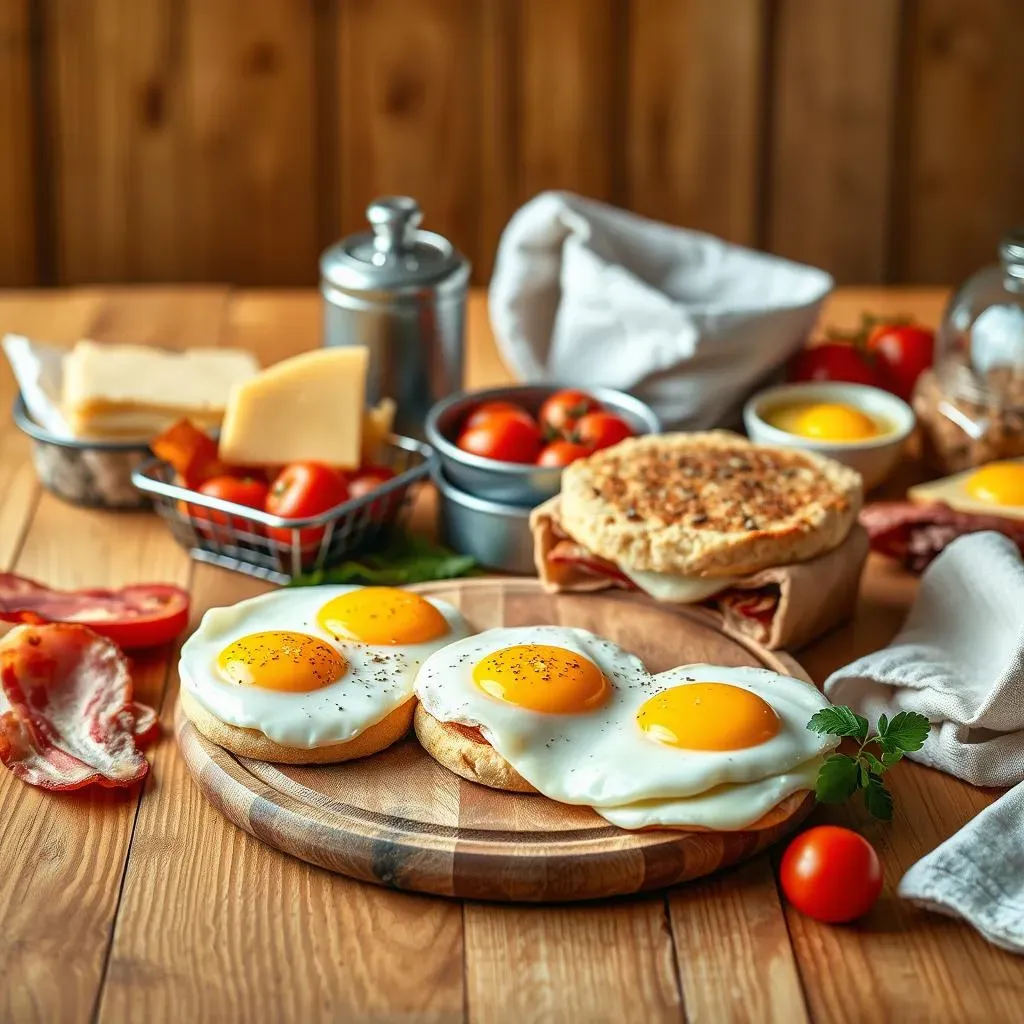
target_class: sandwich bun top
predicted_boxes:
[558,431,862,577]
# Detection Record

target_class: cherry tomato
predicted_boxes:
[536,440,593,468]
[348,465,398,521]
[865,323,934,401]
[539,389,603,436]
[789,343,881,388]
[348,465,397,499]
[456,413,543,464]
[266,462,350,549]
[188,475,269,539]
[780,825,883,923]
[573,411,634,451]
[464,401,536,431]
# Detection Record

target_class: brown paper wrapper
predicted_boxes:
[530,497,869,650]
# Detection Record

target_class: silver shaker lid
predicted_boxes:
[320,196,468,293]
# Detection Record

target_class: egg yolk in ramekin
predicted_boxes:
[767,402,882,443]
[217,631,347,692]
[473,645,610,714]
[964,462,1024,507]
[636,683,780,751]
[317,587,449,645]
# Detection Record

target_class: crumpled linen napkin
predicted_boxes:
[488,191,834,430]
[825,531,1024,953]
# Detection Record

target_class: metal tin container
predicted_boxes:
[434,468,536,574]
[320,196,471,438]
[426,385,663,505]
[13,394,152,509]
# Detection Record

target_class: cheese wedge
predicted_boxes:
[218,347,369,468]
[62,341,260,439]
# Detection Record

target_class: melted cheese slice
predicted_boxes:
[219,347,368,468]
[620,567,738,603]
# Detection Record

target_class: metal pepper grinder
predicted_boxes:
[319,197,471,438]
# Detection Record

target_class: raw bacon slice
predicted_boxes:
[0,624,152,790]
[861,502,1024,573]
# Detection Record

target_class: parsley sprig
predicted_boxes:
[806,707,931,820]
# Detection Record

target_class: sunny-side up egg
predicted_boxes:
[179,586,470,748]
[414,627,839,820]
[909,458,1024,520]
[766,401,890,443]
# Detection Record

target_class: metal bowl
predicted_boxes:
[425,384,661,504]
[13,393,153,509]
[434,467,536,574]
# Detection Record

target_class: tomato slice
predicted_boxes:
[0,575,190,650]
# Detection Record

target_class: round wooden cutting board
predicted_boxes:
[176,578,816,902]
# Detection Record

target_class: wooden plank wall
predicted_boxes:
[1,0,1022,289]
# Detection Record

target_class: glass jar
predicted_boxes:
[914,229,1024,472]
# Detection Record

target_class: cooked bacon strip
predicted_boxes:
[547,541,635,588]
[0,624,151,790]
[861,502,1024,573]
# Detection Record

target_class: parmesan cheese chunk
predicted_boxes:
[218,347,369,469]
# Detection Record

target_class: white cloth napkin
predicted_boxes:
[825,531,1024,953]
[488,191,834,430]
[3,334,76,437]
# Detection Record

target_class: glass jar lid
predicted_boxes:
[320,196,468,293]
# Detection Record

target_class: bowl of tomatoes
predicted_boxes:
[426,385,661,504]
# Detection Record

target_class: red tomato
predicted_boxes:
[0,579,190,650]
[464,401,536,431]
[536,441,593,468]
[456,413,543,464]
[789,343,881,388]
[539,389,603,436]
[348,465,398,521]
[348,465,397,499]
[266,462,350,550]
[573,412,634,451]
[780,825,883,923]
[187,475,269,540]
[865,323,934,401]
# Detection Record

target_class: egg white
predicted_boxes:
[908,457,1024,520]
[595,754,825,831]
[179,585,470,748]
[415,631,839,808]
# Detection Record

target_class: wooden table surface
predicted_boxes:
[1,286,1021,1024]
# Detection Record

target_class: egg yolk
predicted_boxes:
[770,402,880,442]
[964,462,1024,507]
[636,682,780,751]
[472,644,610,714]
[317,587,449,645]
[216,631,346,692]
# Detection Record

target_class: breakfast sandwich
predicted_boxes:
[414,626,840,832]
[530,431,868,649]
[179,585,471,764]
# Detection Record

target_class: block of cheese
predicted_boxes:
[218,347,369,468]
[62,340,260,439]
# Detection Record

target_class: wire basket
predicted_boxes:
[132,435,435,584]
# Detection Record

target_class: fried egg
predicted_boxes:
[909,458,1024,520]
[414,628,838,810]
[766,401,889,443]
[180,586,470,748]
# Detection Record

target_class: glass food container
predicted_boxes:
[915,229,1024,472]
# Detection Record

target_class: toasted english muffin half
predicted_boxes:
[180,689,416,765]
[558,431,862,577]
[413,704,538,793]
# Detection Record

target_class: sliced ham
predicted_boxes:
[0,623,155,790]
[861,502,1024,573]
